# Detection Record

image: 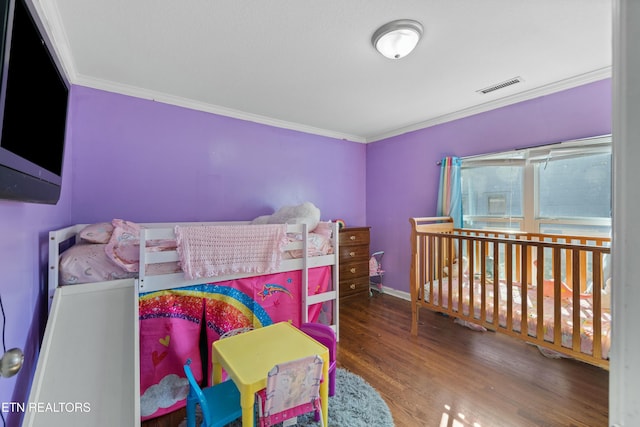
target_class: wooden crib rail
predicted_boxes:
[409,216,454,233]
[409,217,611,369]
[455,228,611,291]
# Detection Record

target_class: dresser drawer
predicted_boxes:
[338,245,370,262]
[339,276,370,299]
[339,261,369,281]
[339,228,370,247]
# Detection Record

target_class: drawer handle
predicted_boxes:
[350,284,356,289]
[350,235,356,240]
[350,267,356,274]
[349,251,356,257]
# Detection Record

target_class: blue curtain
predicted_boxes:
[436,156,463,228]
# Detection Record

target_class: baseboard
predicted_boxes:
[377,286,410,301]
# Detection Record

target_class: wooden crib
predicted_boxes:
[409,216,611,369]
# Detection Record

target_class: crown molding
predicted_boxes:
[366,67,613,143]
[72,75,367,143]
[72,66,610,146]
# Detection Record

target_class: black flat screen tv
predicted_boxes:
[0,0,69,204]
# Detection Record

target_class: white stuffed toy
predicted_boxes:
[251,202,321,231]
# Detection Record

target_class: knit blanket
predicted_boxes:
[175,224,288,279]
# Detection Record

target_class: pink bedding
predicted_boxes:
[59,220,334,285]
[425,277,611,360]
[138,266,333,421]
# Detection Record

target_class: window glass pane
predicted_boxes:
[462,165,523,217]
[539,223,611,237]
[537,153,611,219]
[462,220,522,232]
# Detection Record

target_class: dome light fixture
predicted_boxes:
[372,19,423,59]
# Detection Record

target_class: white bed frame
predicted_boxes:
[46,221,340,334]
[137,221,340,330]
[31,220,340,426]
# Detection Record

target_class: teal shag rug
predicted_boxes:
[298,368,394,427]
[181,368,394,427]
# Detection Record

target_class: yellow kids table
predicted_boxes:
[212,321,329,427]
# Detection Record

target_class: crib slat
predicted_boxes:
[553,246,562,346]
[572,249,581,352]
[468,245,475,320]
[446,235,454,312]
[520,245,529,340]
[579,249,587,292]
[428,235,435,306]
[410,228,421,335]
[505,243,513,332]
[418,234,424,303]
[592,253,603,359]
[536,245,545,340]
[492,241,499,328]
[457,236,464,314]
[418,235,424,304]
[435,235,443,308]
[479,243,487,325]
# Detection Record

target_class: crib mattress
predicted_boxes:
[424,277,611,359]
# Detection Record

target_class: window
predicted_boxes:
[461,135,611,237]
[462,160,524,231]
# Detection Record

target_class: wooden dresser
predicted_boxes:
[338,226,370,299]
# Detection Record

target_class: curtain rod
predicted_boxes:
[435,134,611,165]
[435,145,554,165]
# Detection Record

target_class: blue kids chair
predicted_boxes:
[183,358,244,427]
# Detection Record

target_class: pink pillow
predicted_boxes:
[105,219,144,272]
[59,244,136,285]
[312,221,333,239]
[79,222,114,244]
[105,219,177,273]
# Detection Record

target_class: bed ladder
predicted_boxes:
[300,221,340,341]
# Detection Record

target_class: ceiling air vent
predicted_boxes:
[477,77,523,94]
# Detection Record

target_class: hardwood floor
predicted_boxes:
[338,294,608,427]
[142,293,609,427]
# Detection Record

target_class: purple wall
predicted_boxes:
[70,86,366,226]
[0,79,610,425]
[0,88,75,426]
[366,79,612,296]
[0,85,366,425]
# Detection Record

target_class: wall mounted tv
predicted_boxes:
[0,0,69,204]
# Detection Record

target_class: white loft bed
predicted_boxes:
[30,220,340,425]
[46,220,340,333]
[139,221,340,329]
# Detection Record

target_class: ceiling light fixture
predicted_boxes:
[372,19,423,59]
